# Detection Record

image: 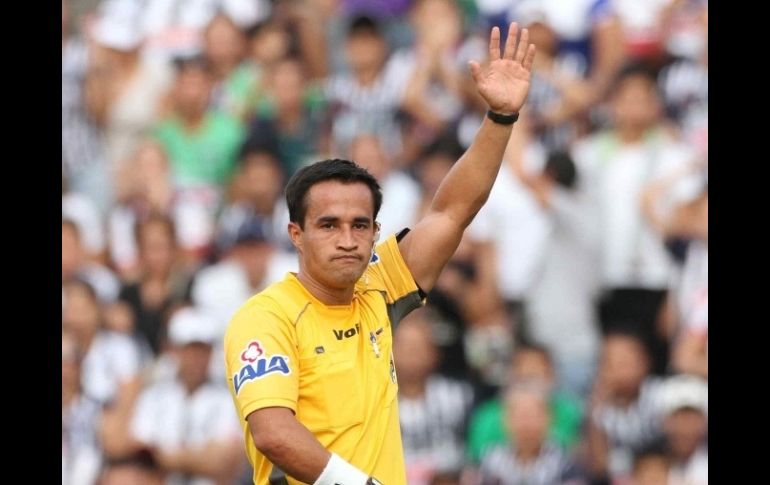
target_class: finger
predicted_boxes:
[489,26,501,60]
[515,27,529,63]
[503,22,518,60]
[523,44,536,71]
[468,60,482,83]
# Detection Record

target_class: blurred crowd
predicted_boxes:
[62,0,708,484]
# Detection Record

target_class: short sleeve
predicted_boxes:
[367,233,425,325]
[224,303,300,421]
[130,388,158,446]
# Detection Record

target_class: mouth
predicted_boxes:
[332,255,362,263]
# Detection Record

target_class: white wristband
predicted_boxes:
[313,453,369,485]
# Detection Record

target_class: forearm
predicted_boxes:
[431,116,513,226]
[163,441,241,480]
[250,410,331,483]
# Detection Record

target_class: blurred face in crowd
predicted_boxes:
[526,21,558,57]
[270,59,305,114]
[412,0,461,48]
[611,75,662,131]
[418,153,454,197]
[235,239,274,289]
[239,151,284,212]
[600,335,650,400]
[290,180,376,289]
[394,312,438,386]
[177,342,212,391]
[346,31,387,77]
[511,348,554,387]
[62,281,101,336]
[137,218,176,277]
[350,135,388,181]
[62,331,81,395]
[632,455,669,485]
[250,23,290,66]
[174,64,212,119]
[505,388,550,456]
[62,222,83,279]
[204,14,246,73]
[664,408,707,459]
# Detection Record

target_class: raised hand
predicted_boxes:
[469,22,536,115]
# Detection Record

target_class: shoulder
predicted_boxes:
[228,275,310,331]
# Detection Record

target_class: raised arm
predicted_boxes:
[398,23,536,292]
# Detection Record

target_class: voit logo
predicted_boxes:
[233,341,291,395]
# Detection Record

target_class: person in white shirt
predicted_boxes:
[571,62,702,375]
[129,307,244,485]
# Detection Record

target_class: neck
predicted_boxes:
[296,271,354,305]
[183,379,203,395]
[515,442,543,462]
[355,69,379,86]
[181,112,206,131]
[616,126,648,143]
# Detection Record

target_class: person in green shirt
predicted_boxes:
[467,343,584,464]
[154,56,246,193]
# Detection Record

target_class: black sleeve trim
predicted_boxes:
[394,227,427,300]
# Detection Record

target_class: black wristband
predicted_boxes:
[487,110,519,125]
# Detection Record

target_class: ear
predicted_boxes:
[288,222,303,253]
[373,222,381,244]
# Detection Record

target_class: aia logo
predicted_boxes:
[233,340,291,395]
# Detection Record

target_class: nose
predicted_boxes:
[336,226,358,252]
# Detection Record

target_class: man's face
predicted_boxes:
[290,180,376,290]
[346,34,386,74]
[512,350,554,386]
[611,76,661,130]
[177,342,212,390]
[174,67,212,118]
[393,315,438,384]
[240,153,283,206]
[350,136,387,180]
[601,335,650,399]
[204,16,245,68]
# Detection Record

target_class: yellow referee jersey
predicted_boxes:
[224,233,424,485]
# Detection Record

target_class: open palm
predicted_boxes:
[469,23,536,115]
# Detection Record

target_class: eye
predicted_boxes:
[321,223,334,229]
[353,223,369,230]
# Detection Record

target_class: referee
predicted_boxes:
[224,23,536,485]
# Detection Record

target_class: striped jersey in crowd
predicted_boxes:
[591,378,665,478]
[478,444,585,485]
[399,375,474,483]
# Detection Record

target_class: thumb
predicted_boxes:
[468,60,482,84]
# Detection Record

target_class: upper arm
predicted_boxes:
[224,304,300,422]
[398,211,466,293]
[246,406,298,449]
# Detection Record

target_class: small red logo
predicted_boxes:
[241,341,264,362]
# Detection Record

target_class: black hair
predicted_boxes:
[515,342,553,367]
[544,150,577,189]
[285,159,382,228]
[172,54,212,75]
[347,15,382,38]
[608,61,660,99]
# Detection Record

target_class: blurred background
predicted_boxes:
[61,0,708,483]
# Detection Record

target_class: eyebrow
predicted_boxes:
[315,216,372,225]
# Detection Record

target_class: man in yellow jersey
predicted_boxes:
[225,22,536,485]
